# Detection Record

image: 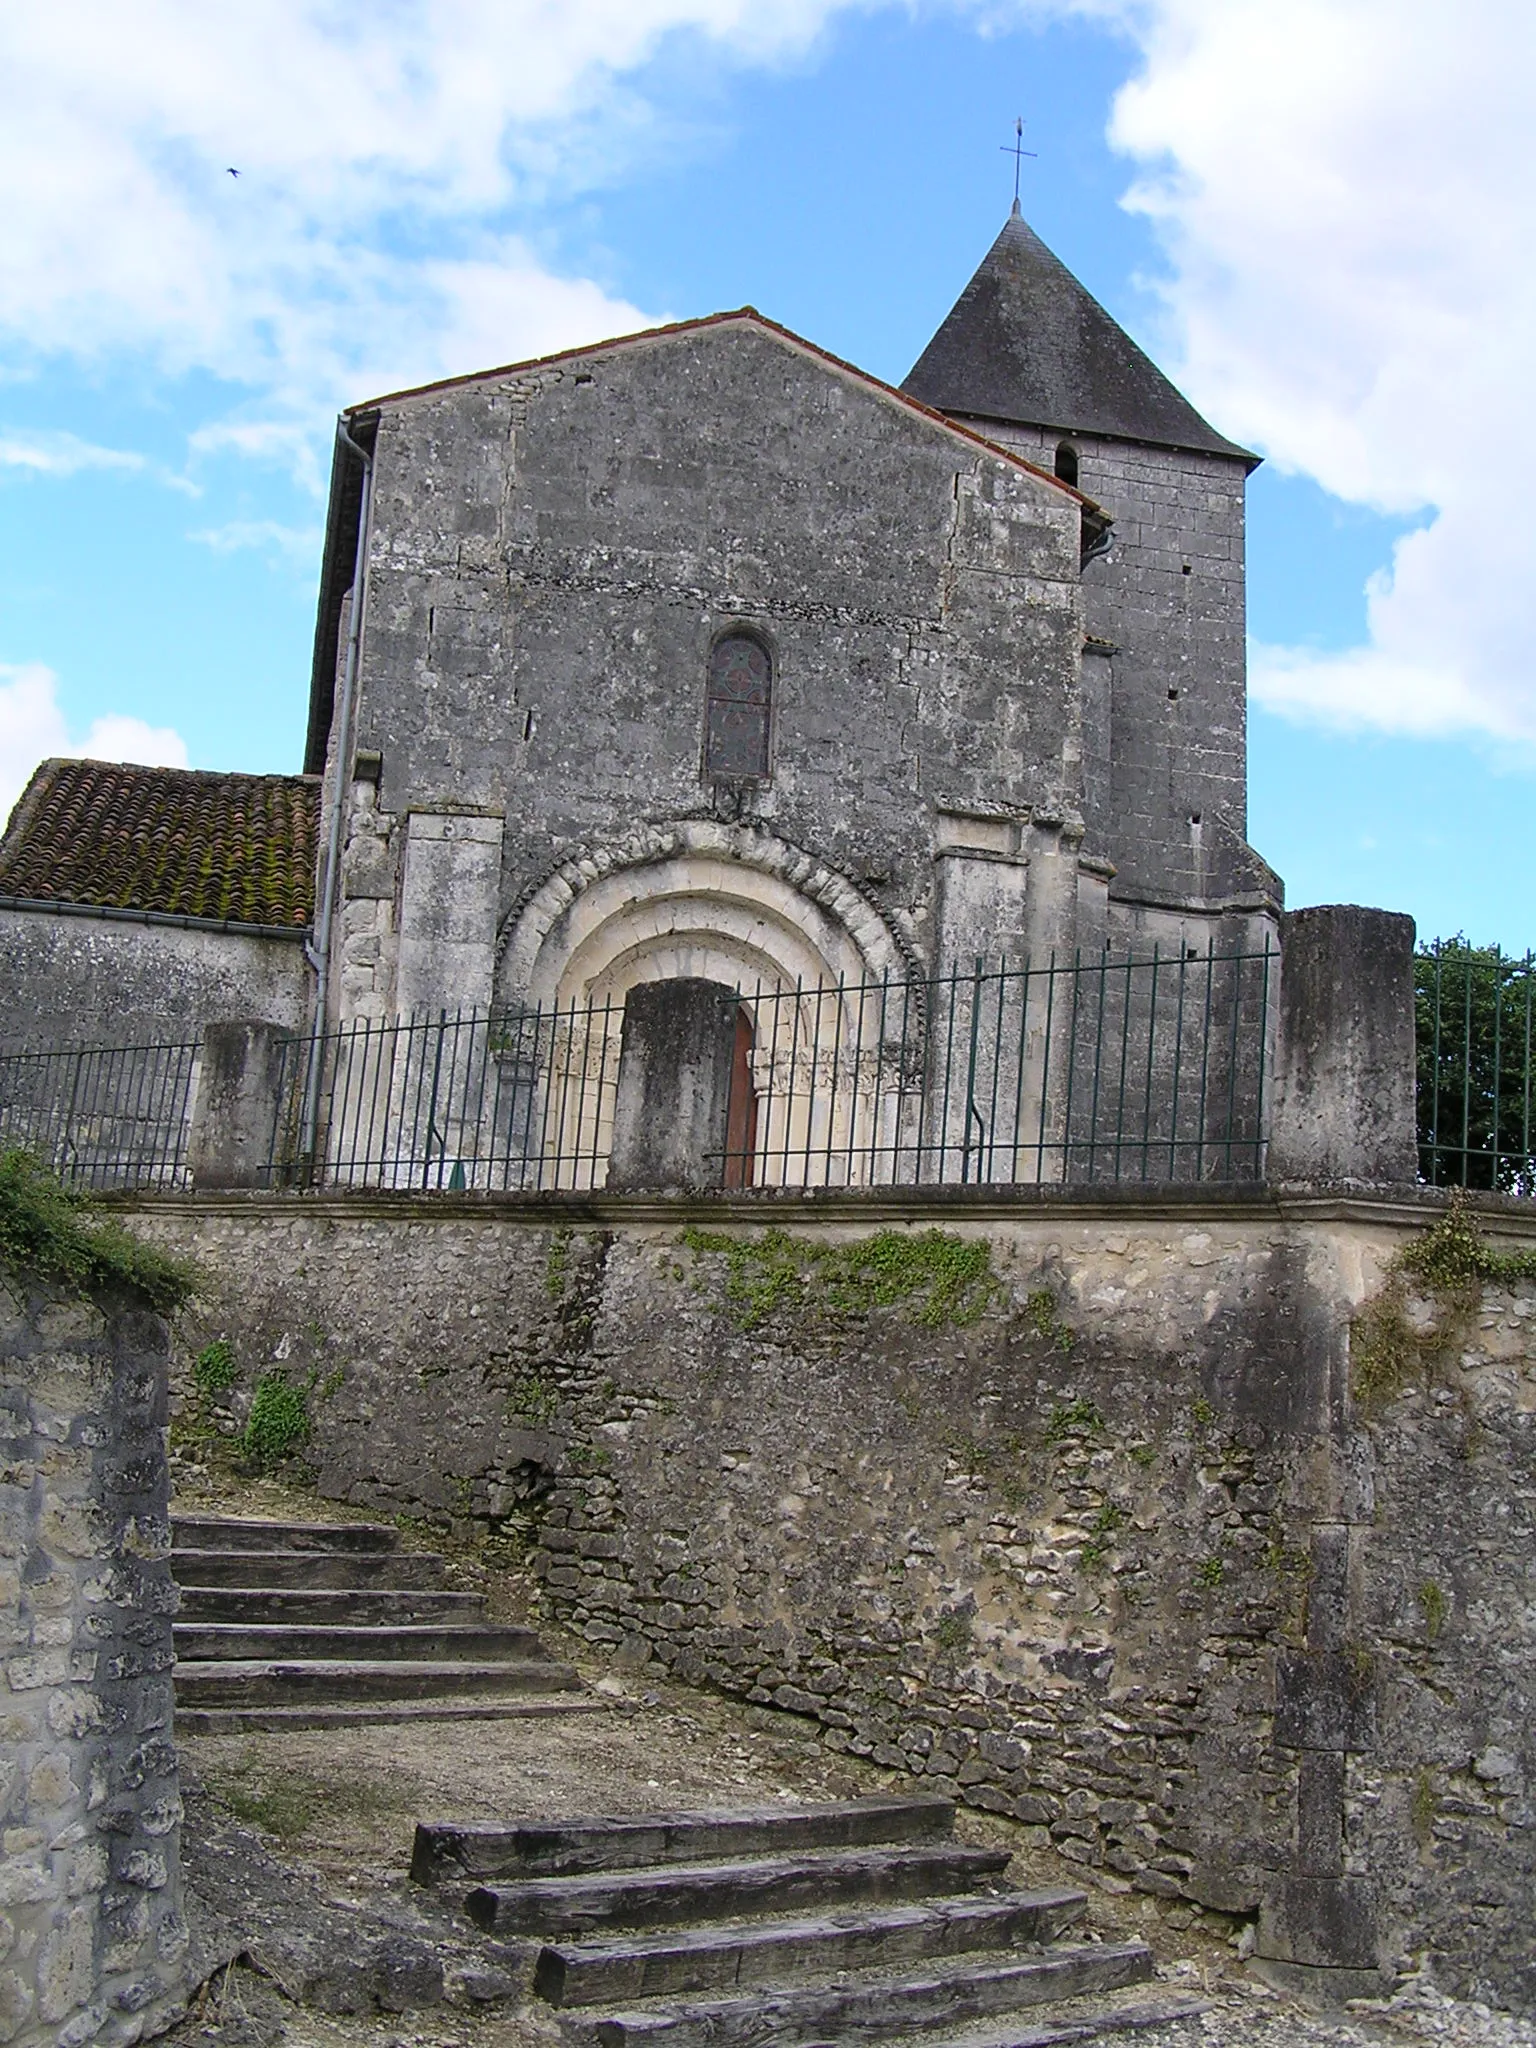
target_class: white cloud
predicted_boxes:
[0,1,841,435]
[190,519,324,571]
[0,426,201,495]
[1092,0,1536,741]
[0,663,189,833]
[0,429,146,478]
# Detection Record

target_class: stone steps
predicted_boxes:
[178,1653,580,1706]
[173,1545,450,1590]
[172,1513,401,1553]
[171,1512,590,1731]
[177,1694,604,1734]
[553,1944,1160,2047]
[415,1796,1175,2048]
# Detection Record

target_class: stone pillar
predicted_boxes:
[608,980,736,1192]
[335,769,399,1026]
[1257,1517,1383,2001]
[187,1021,290,1190]
[0,1280,189,2046]
[394,808,504,1018]
[1269,905,1417,1184]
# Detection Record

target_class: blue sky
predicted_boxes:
[1,0,1530,947]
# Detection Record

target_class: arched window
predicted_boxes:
[704,633,772,780]
[1054,441,1079,488]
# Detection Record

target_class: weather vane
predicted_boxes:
[1000,117,1036,214]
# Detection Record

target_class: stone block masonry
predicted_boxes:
[130,1187,1536,2011]
[0,1281,188,2047]
[0,908,308,1059]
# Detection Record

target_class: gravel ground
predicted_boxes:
[165,1675,1535,2048]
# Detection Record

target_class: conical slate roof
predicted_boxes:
[903,208,1255,464]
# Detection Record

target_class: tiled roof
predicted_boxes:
[0,759,319,929]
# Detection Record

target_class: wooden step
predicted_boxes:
[173,1622,543,1663]
[177,1694,606,1734]
[466,1843,1012,1937]
[176,1586,485,1627]
[556,1942,1156,2048]
[174,1656,580,1707]
[413,1795,957,1886]
[536,1888,1086,2007]
[172,1514,400,1553]
[171,1547,448,1590]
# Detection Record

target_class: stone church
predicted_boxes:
[0,206,1281,1104]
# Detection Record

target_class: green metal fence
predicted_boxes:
[267,942,1276,1192]
[268,997,625,1192]
[0,942,1279,1194]
[1417,940,1536,1193]
[709,945,1275,1189]
[0,1038,199,1190]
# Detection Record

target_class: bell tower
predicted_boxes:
[904,209,1280,930]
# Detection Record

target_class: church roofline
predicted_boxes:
[350,307,1108,519]
[304,308,1113,775]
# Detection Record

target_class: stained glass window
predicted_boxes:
[705,634,772,779]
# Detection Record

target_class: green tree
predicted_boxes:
[1416,939,1536,1192]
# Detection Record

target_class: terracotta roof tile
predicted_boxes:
[0,759,319,929]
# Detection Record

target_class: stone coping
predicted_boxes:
[107,1178,1536,1237]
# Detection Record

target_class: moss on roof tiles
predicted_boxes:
[0,759,319,928]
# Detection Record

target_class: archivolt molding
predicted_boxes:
[496,818,919,1007]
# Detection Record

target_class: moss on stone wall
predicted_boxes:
[680,1224,999,1331]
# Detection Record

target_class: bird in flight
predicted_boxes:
[226,167,240,178]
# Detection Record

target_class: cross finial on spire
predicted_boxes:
[1000,116,1036,214]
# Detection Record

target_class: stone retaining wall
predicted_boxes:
[1,1279,187,2048]
[131,1188,1535,2009]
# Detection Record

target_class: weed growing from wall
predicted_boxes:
[1023,1288,1074,1352]
[680,1225,999,1331]
[1352,1195,1536,1410]
[934,1609,973,1653]
[1045,1397,1103,1442]
[192,1339,237,1403]
[1418,1578,1448,1641]
[0,1145,196,1312]
[1080,1503,1123,1572]
[242,1369,314,1469]
[546,1226,573,1300]
[505,1368,559,1428]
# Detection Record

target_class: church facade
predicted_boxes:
[0,209,1282,1182]
[308,213,1278,1040]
